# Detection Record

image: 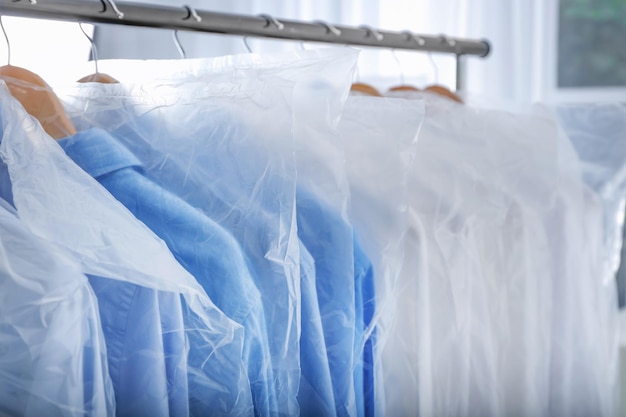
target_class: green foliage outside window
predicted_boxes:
[558,0,626,87]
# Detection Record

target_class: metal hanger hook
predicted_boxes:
[439,34,457,52]
[172,30,186,59]
[404,31,426,47]
[99,0,124,19]
[0,16,10,65]
[183,5,201,22]
[258,14,284,30]
[360,25,383,42]
[428,51,439,84]
[314,20,341,37]
[242,36,252,53]
[391,49,405,85]
[79,22,100,74]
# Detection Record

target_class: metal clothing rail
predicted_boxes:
[0,0,491,89]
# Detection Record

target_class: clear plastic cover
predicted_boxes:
[0,200,114,417]
[290,64,359,417]
[339,96,425,417]
[553,104,626,301]
[59,48,358,416]
[0,83,254,416]
[405,95,617,416]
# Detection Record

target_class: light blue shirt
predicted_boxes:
[59,128,267,416]
[85,113,302,416]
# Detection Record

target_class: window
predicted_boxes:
[558,0,626,88]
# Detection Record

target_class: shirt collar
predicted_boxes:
[58,128,142,178]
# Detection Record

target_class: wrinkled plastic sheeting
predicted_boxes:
[0,83,254,416]
[0,200,114,417]
[554,104,626,296]
[289,57,361,417]
[59,49,357,416]
[340,96,425,417]
[406,95,617,417]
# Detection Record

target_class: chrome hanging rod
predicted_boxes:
[0,0,490,57]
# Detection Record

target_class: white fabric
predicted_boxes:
[405,95,617,416]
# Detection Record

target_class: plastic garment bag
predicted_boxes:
[60,48,358,416]
[407,94,617,417]
[339,96,425,417]
[289,64,367,417]
[0,82,253,416]
[553,104,626,305]
[0,199,114,417]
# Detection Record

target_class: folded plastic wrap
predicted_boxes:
[59,49,358,416]
[339,96,425,417]
[406,95,617,417]
[0,83,253,416]
[0,199,114,417]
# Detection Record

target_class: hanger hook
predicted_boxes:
[360,25,383,42]
[79,22,100,74]
[0,16,10,66]
[174,5,200,58]
[404,31,426,47]
[99,0,124,19]
[172,30,186,59]
[183,5,201,22]
[242,36,252,53]
[314,20,342,37]
[391,49,405,85]
[439,34,457,53]
[258,14,284,30]
[427,51,439,84]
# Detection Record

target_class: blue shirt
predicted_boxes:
[59,128,268,416]
[354,237,376,417]
[296,190,377,417]
[94,115,302,416]
[86,275,188,417]
[298,242,337,417]
[69,107,377,416]
[0,144,187,417]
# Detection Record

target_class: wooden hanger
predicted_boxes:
[351,82,383,97]
[424,84,463,104]
[77,72,119,84]
[388,85,420,92]
[0,65,77,139]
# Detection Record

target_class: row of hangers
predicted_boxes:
[351,82,462,103]
[0,11,462,141]
[349,39,463,103]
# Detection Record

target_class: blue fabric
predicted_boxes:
[59,128,274,417]
[66,110,377,416]
[296,191,377,417]
[298,242,337,417]
[0,146,184,417]
[95,117,301,415]
[87,275,186,417]
[295,190,357,417]
[125,133,348,417]
[354,237,376,417]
